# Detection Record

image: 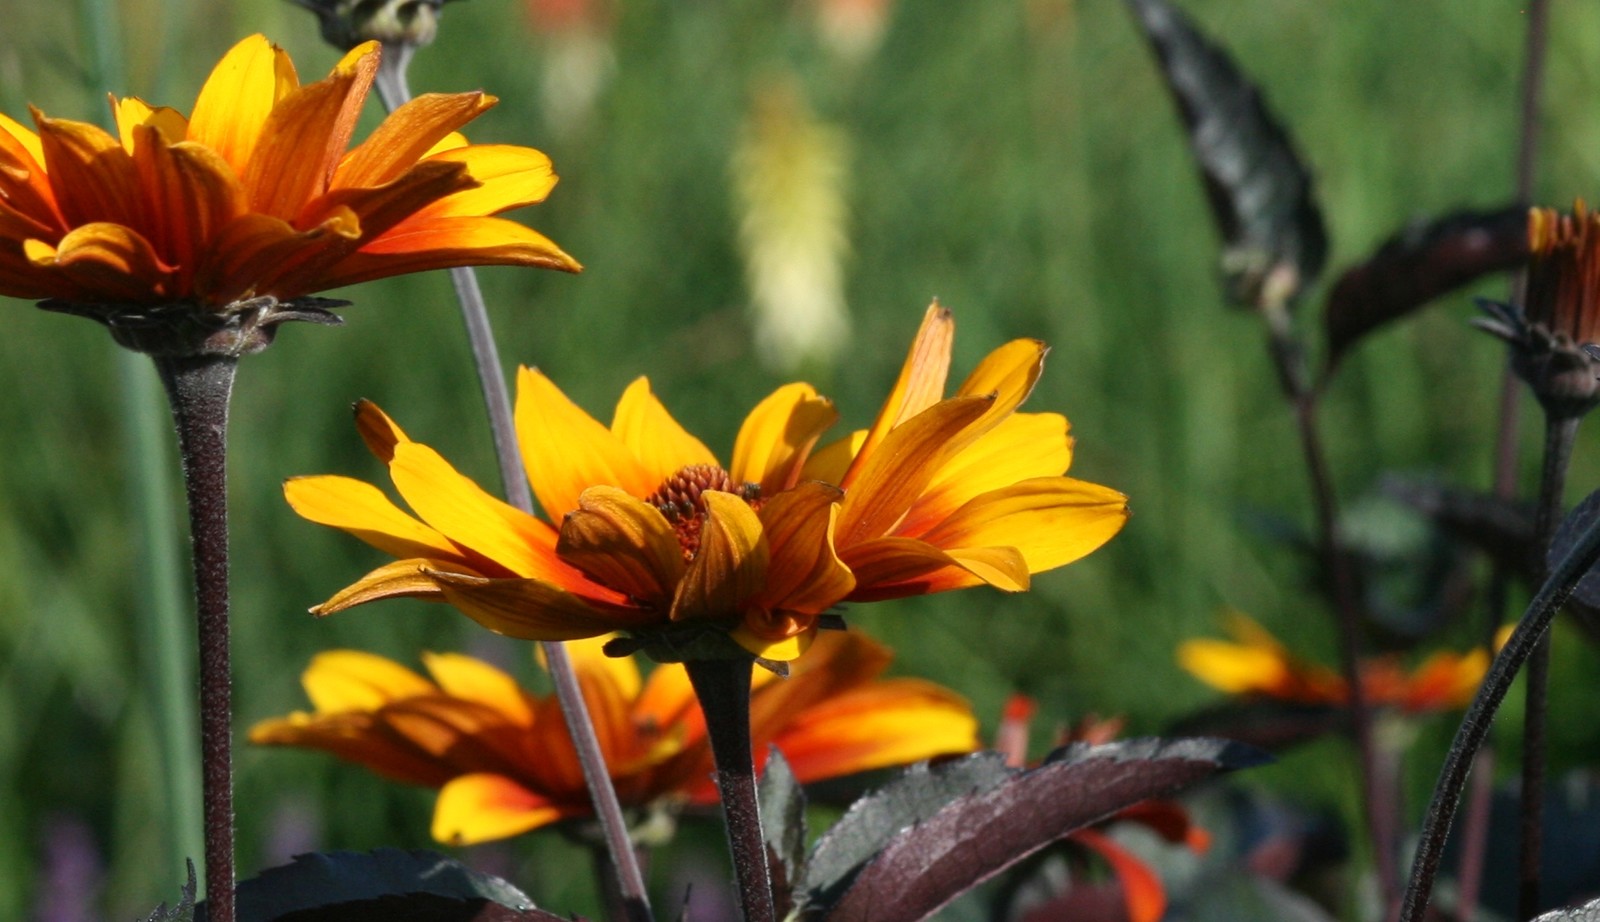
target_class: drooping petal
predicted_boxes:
[310,557,457,615]
[773,678,978,781]
[840,303,954,489]
[301,649,437,712]
[610,378,718,486]
[433,773,567,845]
[898,413,1073,536]
[730,383,839,493]
[333,91,496,190]
[428,570,641,639]
[311,215,580,288]
[669,492,769,622]
[917,478,1129,574]
[284,475,462,562]
[421,652,535,725]
[414,144,558,218]
[516,366,657,521]
[248,711,456,787]
[556,485,686,605]
[187,35,299,178]
[753,482,852,612]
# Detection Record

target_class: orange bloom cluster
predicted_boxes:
[250,630,978,844]
[1177,612,1489,714]
[0,35,575,310]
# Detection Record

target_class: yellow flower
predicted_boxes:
[0,34,575,313]
[286,371,853,660]
[802,303,1128,600]
[249,630,979,845]
[1178,611,1488,713]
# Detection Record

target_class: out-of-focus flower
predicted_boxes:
[733,78,851,372]
[813,0,895,63]
[250,630,977,845]
[996,695,1208,922]
[1178,611,1489,714]
[524,0,616,137]
[802,303,1129,602]
[1,35,575,355]
[293,0,456,51]
[1479,201,1600,418]
[286,372,851,661]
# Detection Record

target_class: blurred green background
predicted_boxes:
[4,0,1600,916]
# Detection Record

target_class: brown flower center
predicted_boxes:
[646,464,762,561]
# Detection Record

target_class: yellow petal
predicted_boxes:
[25,223,175,303]
[634,662,700,740]
[334,91,496,190]
[899,413,1072,536]
[1176,637,1292,696]
[798,429,866,485]
[839,536,1004,601]
[955,339,1047,415]
[730,622,816,661]
[774,678,978,781]
[840,303,954,489]
[557,635,643,702]
[301,649,436,712]
[284,474,462,562]
[516,367,657,521]
[249,710,456,787]
[113,98,188,151]
[313,215,580,288]
[415,144,559,218]
[433,774,567,845]
[918,477,1129,574]
[0,109,46,168]
[730,383,839,493]
[421,652,534,725]
[610,378,718,487]
[311,557,456,615]
[754,482,852,612]
[556,485,686,605]
[669,492,768,622]
[187,35,299,177]
[558,635,647,764]
[354,399,411,463]
[428,569,644,640]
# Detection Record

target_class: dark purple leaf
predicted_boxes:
[1383,477,1532,575]
[820,739,1267,922]
[1324,206,1528,371]
[1126,0,1327,309]
[1536,902,1600,922]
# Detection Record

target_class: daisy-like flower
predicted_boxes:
[250,630,978,845]
[0,34,575,355]
[287,373,851,661]
[802,303,1129,601]
[1178,611,1490,714]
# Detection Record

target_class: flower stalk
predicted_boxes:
[154,353,240,922]
[684,656,776,922]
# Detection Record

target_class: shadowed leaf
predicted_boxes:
[759,747,807,917]
[1324,206,1528,371]
[1383,477,1531,575]
[1166,699,1344,752]
[811,739,1267,921]
[1126,0,1327,309]
[143,863,198,922]
[1535,902,1600,922]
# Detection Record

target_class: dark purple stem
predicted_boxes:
[154,354,238,922]
[684,657,775,922]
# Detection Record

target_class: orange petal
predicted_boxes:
[34,114,146,230]
[556,485,686,605]
[840,303,954,489]
[248,710,456,787]
[1071,829,1168,922]
[299,158,475,248]
[421,652,535,725]
[354,399,411,463]
[0,109,46,168]
[334,91,497,190]
[516,366,657,521]
[113,97,188,151]
[415,144,558,218]
[129,130,244,284]
[433,773,567,845]
[301,649,436,712]
[0,112,61,228]
[798,429,866,485]
[834,395,993,548]
[429,569,643,640]
[557,636,647,764]
[634,662,701,744]
[187,35,299,177]
[285,474,462,562]
[774,678,978,781]
[24,223,175,303]
[753,482,852,612]
[311,557,456,615]
[669,492,768,622]
[898,413,1072,536]
[312,214,580,288]
[731,383,839,493]
[610,378,718,487]
[195,208,359,305]
[917,477,1129,574]
[840,536,1029,601]
[955,339,1046,415]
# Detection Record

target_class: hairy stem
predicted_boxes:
[372,53,652,922]
[684,658,775,922]
[1398,502,1600,922]
[154,354,238,922]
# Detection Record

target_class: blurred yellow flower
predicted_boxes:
[1178,611,1489,713]
[803,303,1129,601]
[250,630,978,845]
[0,34,575,311]
[286,372,852,660]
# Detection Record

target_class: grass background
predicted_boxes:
[4,0,1600,916]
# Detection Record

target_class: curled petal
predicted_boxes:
[556,485,686,605]
[311,557,458,615]
[610,378,718,487]
[516,366,657,521]
[113,97,188,151]
[284,474,461,562]
[669,492,769,622]
[731,383,839,493]
[428,569,643,640]
[353,399,412,463]
[25,222,175,303]
[433,773,567,845]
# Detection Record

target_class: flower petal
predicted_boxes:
[354,399,412,463]
[312,215,580,287]
[429,569,643,640]
[284,474,462,562]
[24,222,175,303]
[840,303,954,489]
[753,481,852,612]
[311,558,457,615]
[918,477,1129,574]
[334,91,496,190]
[798,429,866,485]
[187,35,299,177]
[0,111,61,227]
[34,113,146,230]
[669,492,769,622]
[516,366,658,521]
[1070,828,1168,922]
[731,383,839,493]
[415,144,559,218]
[113,97,188,151]
[840,536,1028,601]
[195,208,360,305]
[248,711,455,787]
[556,485,686,605]
[558,635,647,763]
[730,620,816,661]
[301,649,437,712]
[610,378,718,486]
[898,412,1072,536]
[773,678,978,781]
[433,773,567,845]
[129,130,244,285]
[421,652,535,725]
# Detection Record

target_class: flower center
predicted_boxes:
[646,464,762,561]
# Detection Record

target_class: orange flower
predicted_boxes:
[0,35,575,316]
[286,372,852,660]
[249,630,978,845]
[801,303,1128,601]
[1177,611,1489,713]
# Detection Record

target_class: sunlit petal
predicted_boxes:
[754,482,852,612]
[731,383,839,493]
[433,774,566,845]
[899,413,1072,536]
[516,366,657,521]
[334,91,496,189]
[669,492,768,622]
[918,478,1129,574]
[25,223,175,303]
[428,570,640,639]
[187,35,299,176]
[285,474,460,562]
[610,378,718,485]
[310,557,456,615]
[35,114,146,230]
[774,678,978,780]
[312,215,580,288]
[556,485,686,605]
[839,303,954,488]
[302,649,436,712]
[422,652,535,725]
[415,144,558,218]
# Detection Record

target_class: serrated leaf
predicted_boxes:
[142,862,198,922]
[1324,206,1527,371]
[1536,902,1600,922]
[816,739,1267,922]
[758,746,807,915]
[196,849,537,922]
[799,752,1013,907]
[1126,0,1327,309]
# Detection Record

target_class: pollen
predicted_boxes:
[646,464,762,561]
